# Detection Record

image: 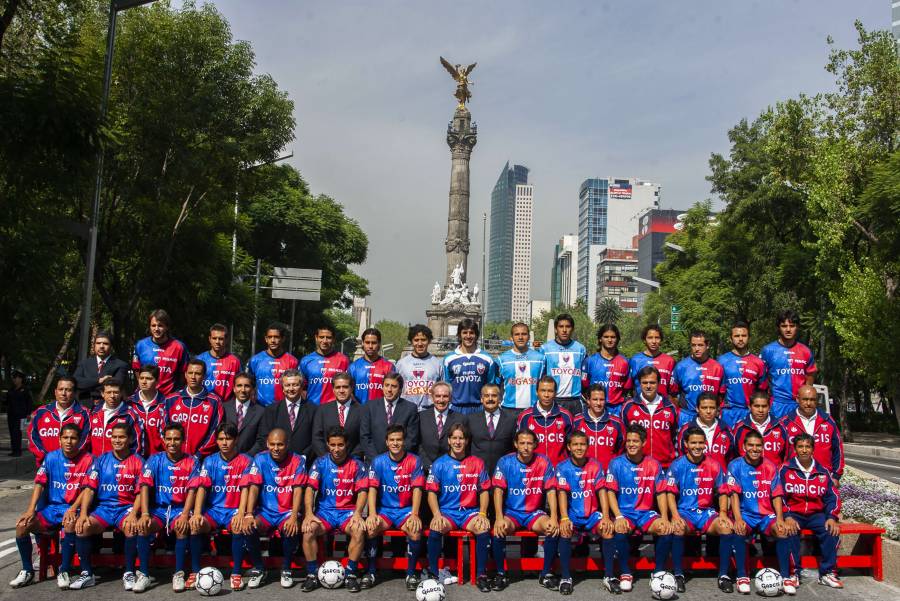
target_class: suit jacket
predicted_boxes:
[223,399,265,454]
[251,399,317,460]
[360,397,420,461]
[73,354,130,403]
[312,399,363,458]
[467,408,518,474]
[418,408,466,470]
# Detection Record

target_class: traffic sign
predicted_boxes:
[670,305,682,332]
[272,267,322,301]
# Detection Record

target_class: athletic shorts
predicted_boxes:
[37,503,70,529]
[504,508,547,530]
[316,508,354,534]
[679,507,719,532]
[570,511,602,532]
[204,506,240,530]
[619,508,660,533]
[678,410,697,429]
[606,404,623,418]
[721,407,749,429]
[440,507,480,530]
[378,507,413,529]
[150,505,185,530]
[256,508,293,535]
[742,513,777,535]
[91,504,133,530]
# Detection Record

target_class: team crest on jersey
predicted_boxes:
[45,416,51,424]
[452,365,461,375]
[456,472,465,482]
[476,363,486,375]
[562,354,571,364]
[518,363,527,373]
[773,431,781,438]
[413,370,424,378]
[818,475,826,482]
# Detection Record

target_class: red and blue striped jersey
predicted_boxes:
[779,458,840,519]
[35,449,93,506]
[671,357,725,414]
[516,404,574,466]
[442,347,499,411]
[88,403,144,457]
[555,457,605,520]
[726,456,784,520]
[127,391,167,456]
[628,352,676,397]
[717,352,767,411]
[425,454,490,511]
[140,453,198,508]
[243,452,307,513]
[247,350,300,406]
[348,356,395,404]
[732,418,788,465]
[541,339,588,399]
[666,455,728,513]
[307,454,367,511]
[197,351,242,402]
[368,452,425,510]
[299,351,350,405]
[676,419,735,468]
[492,453,556,513]
[621,397,680,467]
[606,454,667,512]
[760,341,817,405]
[191,452,253,510]
[572,411,625,470]
[583,353,632,408]
[85,451,145,507]
[132,337,190,396]
[164,389,224,457]
[781,409,844,479]
[28,403,90,464]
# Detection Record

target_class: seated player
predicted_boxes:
[572,383,624,470]
[425,422,492,592]
[366,425,426,590]
[492,429,560,592]
[666,427,734,593]
[676,392,735,468]
[301,426,368,593]
[780,433,843,590]
[72,423,146,591]
[556,430,612,595]
[10,424,92,589]
[727,430,791,595]
[137,423,200,592]
[516,376,574,466]
[605,423,673,594]
[189,423,258,591]
[732,391,788,466]
[242,428,306,589]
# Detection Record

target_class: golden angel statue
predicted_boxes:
[440,57,477,107]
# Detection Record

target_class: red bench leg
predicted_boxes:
[873,534,883,581]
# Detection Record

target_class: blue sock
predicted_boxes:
[614,533,630,576]
[136,535,152,574]
[775,538,791,578]
[789,535,801,574]
[731,534,748,578]
[491,535,506,575]
[654,535,672,573]
[475,533,490,577]
[16,536,33,573]
[366,537,379,574]
[60,532,76,573]
[76,536,93,575]
[427,531,442,575]
[671,535,685,576]
[347,559,358,575]
[188,535,202,574]
[541,535,559,577]
[602,538,616,576]
[558,537,572,579]
[124,536,137,573]
[282,535,298,571]
[718,535,731,577]
[406,539,422,576]
[231,534,246,576]
[306,561,318,575]
[245,534,263,570]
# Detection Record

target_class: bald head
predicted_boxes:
[266,428,289,461]
[796,385,818,417]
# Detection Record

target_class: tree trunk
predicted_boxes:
[38,308,82,404]
[892,378,900,433]
[838,366,853,443]
[0,0,21,53]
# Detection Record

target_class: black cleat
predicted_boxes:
[559,578,574,595]
[675,574,686,593]
[603,577,622,594]
[476,574,493,593]
[718,576,734,593]
[539,574,560,591]
[405,574,421,591]
[301,574,320,593]
[345,574,361,593]
[492,573,510,591]
[360,573,375,589]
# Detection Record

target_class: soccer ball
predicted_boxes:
[754,568,782,597]
[317,560,346,589]
[416,578,446,601]
[649,571,677,600]
[195,567,224,596]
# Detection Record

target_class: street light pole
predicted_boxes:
[481,211,487,347]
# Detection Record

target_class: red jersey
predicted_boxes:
[781,409,844,479]
[572,411,625,470]
[28,402,90,465]
[676,419,735,469]
[89,403,144,457]
[516,404,574,466]
[126,391,167,456]
[164,388,224,457]
[732,417,789,466]
[621,397,679,467]
[779,458,840,519]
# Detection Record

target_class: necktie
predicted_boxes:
[385,401,394,424]
[237,402,245,430]
[436,413,444,438]
[338,403,346,428]
[487,413,496,438]
[97,358,106,374]
[288,402,297,430]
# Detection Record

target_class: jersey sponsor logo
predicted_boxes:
[51,480,82,492]
[100,482,136,493]
[357,382,383,390]
[308,376,334,384]
[551,367,581,376]
[784,481,828,496]
[213,484,242,494]
[441,482,480,493]
[509,486,543,496]
[263,484,293,494]
[38,427,61,438]
[681,486,713,497]
[206,378,234,386]
[742,489,771,499]
[454,374,483,383]
[536,431,566,444]
[381,483,414,494]
[620,486,652,496]
[170,412,211,425]
[773,367,807,375]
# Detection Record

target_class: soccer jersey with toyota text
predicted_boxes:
[243,452,307,514]
[368,452,425,510]
[197,351,242,402]
[583,352,632,408]
[307,454,367,511]
[555,457,605,521]
[541,339,587,399]
[492,453,556,513]
[132,337,190,396]
[395,353,444,410]
[425,454,490,510]
[299,351,350,405]
[35,449,93,506]
[349,356,395,404]
[247,351,300,406]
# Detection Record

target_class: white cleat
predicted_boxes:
[818,573,844,589]
[172,570,186,592]
[133,571,151,593]
[57,571,71,589]
[619,574,633,592]
[9,570,34,588]
[123,571,136,591]
[68,571,96,590]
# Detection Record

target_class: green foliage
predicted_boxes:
[373,320,408,361]
[483,321,515,341]
[594,297,623,326]
[531,300,596,348]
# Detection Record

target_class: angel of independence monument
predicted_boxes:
[426,57,482,340]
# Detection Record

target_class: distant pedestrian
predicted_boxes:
[6,371,31,457]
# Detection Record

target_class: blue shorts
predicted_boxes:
[679,507,718,532]
[770,401,796,421]
[570,511,602,532]
[37,503,70,529]
[619,509,660,533]
[378,507,413,529]
[257,508,292,535]
[678,410,697,429]
[742,513,777,535]
[721,407,749,429]
[204,506,240,530]
[504,508,547,530]
[316,508,354,533]
[606,404,623,417]
[440,507,480,529]
[150,505,185,530]
[91,504,133,530]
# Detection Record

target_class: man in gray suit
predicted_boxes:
[466,383,518,474]
[222,373,265,454]
[360,372,420,461]
[418,382,465,470]
[312,372,363,458]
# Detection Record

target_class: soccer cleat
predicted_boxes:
[736,576,751,594]
[360,573,376,589]
[603,577,622,594]
[492,573,510,591]
[280,570,294,588]
[247,569,265,589]
[300,573,319,592]
[675,574,686,593]
[69,571,96,590]
[230,574,244,590]
[559,578,574,595]
[718,576,734,593]
[9,570,34,588]
[185,572,197,589]
[783,577,797,595]
[539,573,560,591]
[476,574,492,593]
[172,570,186,592]
[133,571,151,593]
[405,574,421,591]
[619,573,633,592]
[818,573,844,589]
[345,574,361,593]
[123,571,136,591]
[57,571,70,589]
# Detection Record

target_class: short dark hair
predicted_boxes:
[636,366,660,382]
[148,309,172,328]
[792,433,815,449]
[537,375,558,390]
[567,430,588,444]
[587,383,606,396]
[554,313,575,328]
[625,423,648,442]
[697,391,720,407]
[110,422,133,438]
[385,424,406,439]
[361,327,381,342]
[510,322,530,334]
[776,309,801,327]
[689,330,708,344]
[210,323,228,334]
[515,429,537,443]
[94,330,113,343]
[750,390,770,405]
[743,429,764,444]
[731,319,750,332]
[55,375,77,388]
[383,372,403,387]
[332,371,353,385]
[315,324,336,337]
[137,364,160,379]
[186,358,207,375]
[163,422,185,437]
[234,372,254,386]
[407,324,434,342]
[446,422,470,441]
[266,322,287,337]
[326,426,347,442]
[683,426,706,442]
[215,422,239,439]
[457,318,479,338]
[597,324,620,343]
[641,324,663,340]
[60,423,82,437]
[101,378,123,391]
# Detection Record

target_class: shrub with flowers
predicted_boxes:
[840,468,900,540]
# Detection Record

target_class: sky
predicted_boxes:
[201,0,888,324]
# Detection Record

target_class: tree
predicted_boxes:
[594,297,623,326]
[373,320,408,361]
[483,321,515,341]
[531,299,596,348]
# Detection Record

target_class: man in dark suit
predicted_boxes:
[312,372,363,458]
[223,373,265,454]
[418,381,465,470]
[251,368,316,459]
[467,383,518,474]
[360,373,420,461]
[72,331,129,405]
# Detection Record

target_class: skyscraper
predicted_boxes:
[486,162,532,323]
[550,234,578,308]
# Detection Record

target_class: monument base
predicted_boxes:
[426,301,482,339]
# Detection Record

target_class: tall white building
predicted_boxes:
[511,183,534,323]
[551,234,578,308]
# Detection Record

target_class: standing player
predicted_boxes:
[299,324,350,405]
[573,383,625,470]
[197,324,242,402]
[541,314,588,416]
[395,324,444,411]
[247,323,300,407]
[717,321,767,428]
[88,379,143,456]
[781,385,844,481]
[497,322,544,410]
[301,427,368,592]
[670,330,724,428]
[442,318,498,415]
[583,324,632,416]
[628,325,676,399]
[164,359,224,457]
[732,391,789,466]
[127,364,167,456]
[10,424,92,589]
[676,392,735,468]
[492,429,560,592]
[349,328,396,404]
[28,376,89,465]
[365,425,426,590]
[132,309,190,396]
[760,310,817,419]
[621,367,679,468]
[517,377,574,466]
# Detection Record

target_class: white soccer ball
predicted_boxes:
[754,568,782,597]
[416,578,446,601]
[317,560,346,589]
[649,571,677,600]
[195,566,224,596]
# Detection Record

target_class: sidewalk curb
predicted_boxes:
[845,443,900,461]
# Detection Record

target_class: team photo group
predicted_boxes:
[9,307,846,598]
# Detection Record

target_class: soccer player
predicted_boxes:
[72,423,146,591]
[442,318,498,414]
[10,424,92,589]
[676,392,735,468]
[781,385,844,481]
[780,434,843,589]
[28,376,89,465]
[88,379,143,456]
[127,364,167,456]
[621,366,679,468]
[248,322,300,406]
[760,310,817,419]
[189,423,258,591]
[573,383,625,470]
[516,376,574,466]
[301,426,368,592]
[556,430,612,595]
[497,322,544,410]
[605,424,673,594]
[395,324,445,411]
[717,321,767,428]
[671,330,725,428]
[583,324,632,416]
[665,427,734,593]
[541,313,588,416]
[732,391,789,466]
[137,423,200,592]
[299,324,350,405]
[197,323,242,402]
[366,425,426,590]
[628,325,676,398]
[349,327,396,404]
[727,430,791,595]
[492,429,560,592]
[242,428,306,589]
[132,308,190,396]
[164,359,224,457]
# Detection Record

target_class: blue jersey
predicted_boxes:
[726,456,784,521]
[671,357,725,414]
[541,339,587,398]
[244,452,307,514]
[497,348,544,409]
[717,352,767,411]
[605,455,667,512]
[192,452,254,510]
[131,336,190,396]
[666,455,728,513]
[493,453,556,513]
[140,453,199,508]
[35,449,94,507]
[348,356,395,404]
[425,454,491,511]
[246,350,299,406]
[368,452,425,510]
[759,341,816,406]
[85,451,145,507]
[583,352,633,408]
[307,454,368,511]
[555,457,605,520]
[442,347,498,412]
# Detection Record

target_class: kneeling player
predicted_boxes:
[605,424,672,593]
[556,430,611,595]
[10,424,92,589]
[366,425,425,590]
[302,427,368,593]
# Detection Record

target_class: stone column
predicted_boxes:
[444,105,477,287]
